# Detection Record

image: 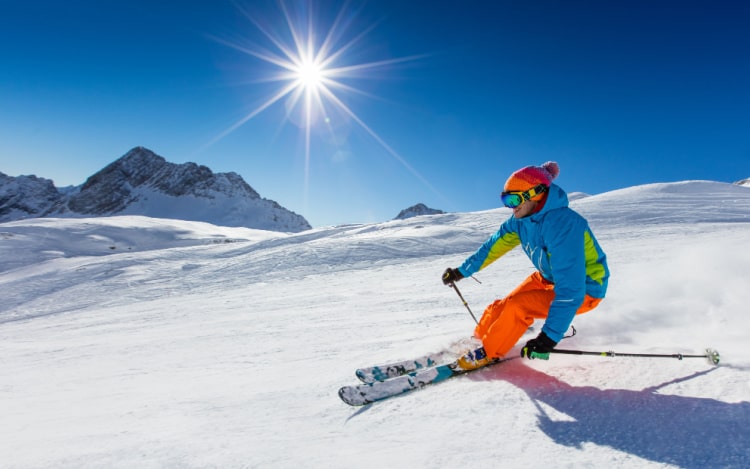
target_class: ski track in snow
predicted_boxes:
[1,181,749,468]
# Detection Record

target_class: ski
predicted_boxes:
[355,351,455,384]
[339,358,510,406]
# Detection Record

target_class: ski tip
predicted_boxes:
[705,348,720,366]
[338,386,354,405]
[338,386,370,407]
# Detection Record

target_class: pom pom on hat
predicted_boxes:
[541,161,559,180]
[504,161,560,192]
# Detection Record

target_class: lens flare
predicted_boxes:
[205,1,441,209]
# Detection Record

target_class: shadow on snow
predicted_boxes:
[477,361,748,468]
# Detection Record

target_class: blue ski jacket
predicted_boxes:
[457,184,609,343]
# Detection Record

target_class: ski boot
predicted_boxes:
[456,347,493,371]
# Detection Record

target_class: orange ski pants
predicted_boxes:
[475,272,602,358]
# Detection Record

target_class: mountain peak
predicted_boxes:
[0,171,62,220]
[118,146,167,170]
[78,147,167,196]
[1,147,310,232]
[394,203,445,220]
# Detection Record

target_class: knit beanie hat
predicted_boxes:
[503,161,560,195]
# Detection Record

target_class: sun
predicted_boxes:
[205,1,440,208]
[294,56,326,91]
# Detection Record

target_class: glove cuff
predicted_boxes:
[537,331,558,348]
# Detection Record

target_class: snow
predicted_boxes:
[0,148,312,232]
[1,181,749,468]
[108,186,311,232]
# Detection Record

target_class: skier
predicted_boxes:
[442,161,609,370]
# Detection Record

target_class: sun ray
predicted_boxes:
[317,85,442,197]
[203,0,446,210]
[199,80,300,152]
[317,20,381,71]
[233,2,302,69]
[326,53,432,77]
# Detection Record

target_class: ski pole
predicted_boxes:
[550,348,720,365]
[449,282,479,325]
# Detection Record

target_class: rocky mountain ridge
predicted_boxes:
[394,203,444,220]
[0,147,311,232]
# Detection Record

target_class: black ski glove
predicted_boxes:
[521,331,557,360]
[442,267,464,285]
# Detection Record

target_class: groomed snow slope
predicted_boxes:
[1,180,749,468]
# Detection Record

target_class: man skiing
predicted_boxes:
[442,161,609,370]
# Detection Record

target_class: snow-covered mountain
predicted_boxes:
[394,202,445,220]
[567,191,591,201]
[0,172,62,220]
[0,147,311,232]
[1,179,749,468]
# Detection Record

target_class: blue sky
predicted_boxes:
[1,1,748,227]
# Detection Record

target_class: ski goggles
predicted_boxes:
[500,184,548,208]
